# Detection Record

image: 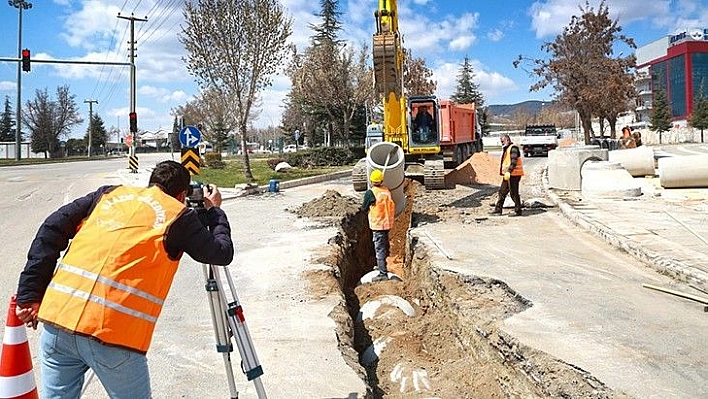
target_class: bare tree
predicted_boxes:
[24,86,82,158]
[514,1,635,144]
[181,0,292,181]
[403,48,436,96]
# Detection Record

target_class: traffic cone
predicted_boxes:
[0,296,38,399]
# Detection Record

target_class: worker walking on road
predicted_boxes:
[14,160,234,399]
[490,134,524,217]
[361,169,396,282]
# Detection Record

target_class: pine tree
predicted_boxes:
[0,96,16,142]
[650,88,672,144]
[451,56,484,107]
[84,114,109,154]
[689,82,708,143]
[309,0,342,46]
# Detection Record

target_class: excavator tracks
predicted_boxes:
[423,159,446,190]
[373,34,400,97]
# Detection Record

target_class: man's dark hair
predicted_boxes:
[148,160,190,198]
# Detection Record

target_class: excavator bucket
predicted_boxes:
[373,33,401,98]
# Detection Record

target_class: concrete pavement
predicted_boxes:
[547,173,708,290]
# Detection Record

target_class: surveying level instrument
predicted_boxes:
[203,262,267,398]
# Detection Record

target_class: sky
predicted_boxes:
[1,0,707,140]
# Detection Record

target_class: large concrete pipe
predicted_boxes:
[367,141,406,216]
[608,146,655,177]
[547,145,608,191]
[658,154,708,188]
[581,161,642,198]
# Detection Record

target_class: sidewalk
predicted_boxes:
[546,173,708,290]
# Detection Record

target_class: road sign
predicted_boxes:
[179,126,202,147]
[125,134,133,147]
[181,147,200,175]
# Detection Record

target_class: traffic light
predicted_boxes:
[129,112,137,133]
[21,49,30,72]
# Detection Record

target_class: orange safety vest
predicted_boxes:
[38,185,187,353]
[368,186,396,230]
[501,145,524,177]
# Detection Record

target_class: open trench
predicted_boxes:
[325,180,622,399]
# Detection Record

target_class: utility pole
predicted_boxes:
[84,99,98,157]
[9,0,32,161]
[117,13,147,162]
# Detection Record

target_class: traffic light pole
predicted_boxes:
[118,13,147,161]
[11,0,31,161]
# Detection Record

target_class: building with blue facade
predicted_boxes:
[636,29,708,123]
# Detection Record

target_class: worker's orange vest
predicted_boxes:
[501,145,524,176]
[38,185,186,353]
[368,186,395,230]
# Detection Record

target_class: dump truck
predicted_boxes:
[438,100,483,168]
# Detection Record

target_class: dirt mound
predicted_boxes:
[291,189,361,218]
[468,152,501,185]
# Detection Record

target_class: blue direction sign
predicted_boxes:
[179,125,202,147]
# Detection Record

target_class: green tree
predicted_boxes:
[24,86,83,158]
[651,88,672,144]
[84,114,109,155]
[0,96,16,142]
[451,56,484,107]
[65,138,84,157]
[309,0,343,46]
[514,0,635,144]
[689,83,708,143]
[181,0,292,182]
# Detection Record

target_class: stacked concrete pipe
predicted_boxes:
[366,141,406,216]
[658,154,708,188]
[608,146,656,177]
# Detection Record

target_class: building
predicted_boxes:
[635,29,708,125]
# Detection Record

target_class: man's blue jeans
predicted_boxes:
[39,323,151,398]
[372,230,390,274]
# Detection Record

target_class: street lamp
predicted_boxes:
[9,0,32,161]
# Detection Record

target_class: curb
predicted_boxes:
[222,169,353,199]
[542,167,707,287]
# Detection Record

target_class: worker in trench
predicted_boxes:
[361,169,396,282]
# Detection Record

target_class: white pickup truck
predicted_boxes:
[520,124,558,157]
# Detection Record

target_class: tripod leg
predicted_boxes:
[203,264,240,398]
[212,264,268,399]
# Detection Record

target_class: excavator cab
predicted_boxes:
[409,98,440,148]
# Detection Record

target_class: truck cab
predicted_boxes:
[520,124,558,157]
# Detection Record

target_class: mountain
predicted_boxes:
[486,100,553,118]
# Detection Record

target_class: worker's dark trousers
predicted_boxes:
[494,176,522,214]
[372,230,390,274]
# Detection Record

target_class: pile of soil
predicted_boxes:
[290,189,361,218]
[469,151,503,185]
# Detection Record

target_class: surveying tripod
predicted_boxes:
[203,262,267,398]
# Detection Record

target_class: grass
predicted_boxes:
[191,156,353,187]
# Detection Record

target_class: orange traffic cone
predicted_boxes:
[0,296,38,399]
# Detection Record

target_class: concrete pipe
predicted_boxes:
[367,141,406,216]
[547,145,608,191]
[581,160,642,199]
[658,154,708,188]
[608,146,655,177]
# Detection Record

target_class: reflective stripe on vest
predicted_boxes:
[368,186,395,230]
[501,145,524,176]
[38,185,186,353]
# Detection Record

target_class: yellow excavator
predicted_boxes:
[352,0,446,191]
